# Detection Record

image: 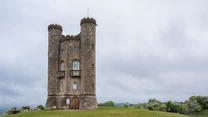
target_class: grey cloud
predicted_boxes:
[1,0,208,108]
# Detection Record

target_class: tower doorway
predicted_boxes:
[72,97,79,109]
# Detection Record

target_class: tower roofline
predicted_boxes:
[60,34,81,43]
[48,24,63,31]
[80,17,97,26]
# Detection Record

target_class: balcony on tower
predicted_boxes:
[57,71,65,78]
[70,70,81,77]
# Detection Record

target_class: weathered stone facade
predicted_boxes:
[46,17,98,110]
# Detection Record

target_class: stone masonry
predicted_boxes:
[46,17,98,110]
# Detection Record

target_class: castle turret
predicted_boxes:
[79,17,98,109]
[46,24,62,108]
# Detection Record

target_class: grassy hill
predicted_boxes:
[8,107,189,117]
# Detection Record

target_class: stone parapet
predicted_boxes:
[60,34,80,43]
[80,17,97,25]
[48,24,63,31]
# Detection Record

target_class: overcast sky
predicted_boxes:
[1,0,208,107]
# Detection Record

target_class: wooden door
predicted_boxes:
[72,97,79,109]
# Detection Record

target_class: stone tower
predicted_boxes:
[46,17,98,110]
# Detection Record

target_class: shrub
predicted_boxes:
[22,106,30,110]
[180,103,189,115]
[147,98,161,110]
[37,105,45,110]
[104,101,115,107]
[141,103,148,109]
[155,104,166,112]
[135,104,143,108]
[124,104,128,108]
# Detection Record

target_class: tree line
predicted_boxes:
[103,96,208,116]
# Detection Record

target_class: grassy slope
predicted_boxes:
[9,107,189,117]
[192,109,208,117]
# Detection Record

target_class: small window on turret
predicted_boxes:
[60,81,63,90]
[92,44,94,50]
[74,47,79,51]
[92,64,94,69]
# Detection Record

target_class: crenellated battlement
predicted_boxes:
[60,33,81,43]
[48,24,63,31]
[80,17,97,25]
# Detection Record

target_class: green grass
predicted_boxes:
[191,109,208,117]
[8,107,189,117]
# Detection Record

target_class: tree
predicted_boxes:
[165,101,179,113]
[104,101,115,107]
[187,99,201,113]
[180,97,203,115]
[189,96,208,109]
[37,105,45,110]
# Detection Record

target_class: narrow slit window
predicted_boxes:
[92,44,94,50]
[74,47,79,51]
[60,81,63,90]
[92,64,94,69]
[92,83,94,88]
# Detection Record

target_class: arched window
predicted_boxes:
[73,61,80,70]
[73,81,78,90]
[60,80,63,90]
[61,61,64,71]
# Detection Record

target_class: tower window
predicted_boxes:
[66,98,70,104]
[61,61,65,71]
[73,81,78,90]
[92,44,94,50]
[92,64,94,69]
[73,61,80,70]
[60,81,63,90]
[74,47,79,51]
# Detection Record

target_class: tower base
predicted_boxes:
[79,95,98,110]
[46,96,67,109]
[46,95,98,110]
